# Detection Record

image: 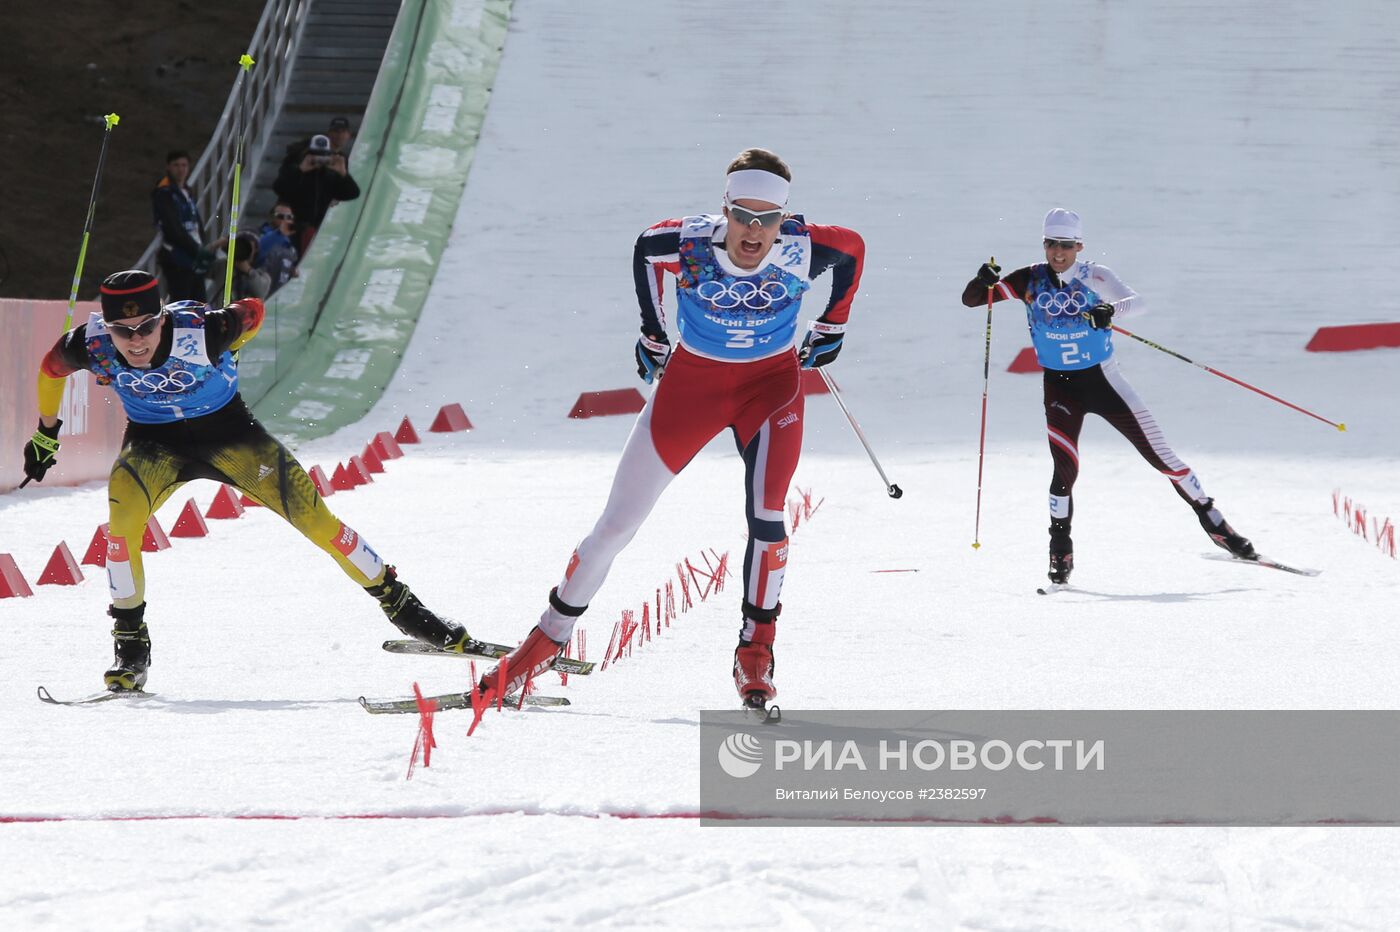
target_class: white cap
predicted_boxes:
[1043,208,1082,242]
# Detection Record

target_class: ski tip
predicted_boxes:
[36,685,52,702]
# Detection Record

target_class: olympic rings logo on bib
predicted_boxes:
[1034,290,1092,317]
[697,279,790,311]
[116,368,198,394]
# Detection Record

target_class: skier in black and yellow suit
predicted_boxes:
[21,269,469,691]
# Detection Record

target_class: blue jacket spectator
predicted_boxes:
[257,202,300,295]
[151,149,214,301]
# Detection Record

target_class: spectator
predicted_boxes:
[273,133,359,253]
[151,149,214,302]
[210,232,271,305]
[327,116,354,163]
[281,117,356,171]
[256,202,300,295]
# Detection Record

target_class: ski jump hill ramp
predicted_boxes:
[255,0,1396,465]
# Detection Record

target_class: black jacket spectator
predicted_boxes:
[273,134,359,253]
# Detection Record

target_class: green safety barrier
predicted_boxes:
[241,0,511,442]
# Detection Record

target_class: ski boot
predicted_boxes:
[1195,499,1257,560]
[1048,521,1073,585]
[474,625,567,703]
[104,604,151,692]
[1047,551,1074,585]
[367,566,472,651]
[734,603,779,721]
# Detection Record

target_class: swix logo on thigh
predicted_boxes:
[777,411,799,429]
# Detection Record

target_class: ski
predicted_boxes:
[381,639,595,675]
[36,685,154,706]
[1036,583,1072,595]
[1202,553,1321,577]
[742,696,782,724]
[358,692,571,715]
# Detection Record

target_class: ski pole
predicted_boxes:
[1110,324,1346,431]
[817,369,903,499]
[21,113,122,490]
[972,257,994,549]
[64,113,121,331]
[222,52,256,305]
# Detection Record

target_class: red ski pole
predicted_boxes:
[1110,324,1346,432]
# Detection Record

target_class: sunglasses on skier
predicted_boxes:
[107,311,166,339]
[1043,238,1080,250]
[726,200,785,228]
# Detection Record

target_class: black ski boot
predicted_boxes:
[1048,521,1073,585]
[367,566,471,651]
[104,604,151,692]
[1195,499,1257,560]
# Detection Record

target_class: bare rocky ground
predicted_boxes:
[2,0,264,298]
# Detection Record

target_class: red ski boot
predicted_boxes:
[733,607,778,708]
[475,625,567,704]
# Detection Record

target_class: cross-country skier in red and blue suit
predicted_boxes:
[477,147,864,713]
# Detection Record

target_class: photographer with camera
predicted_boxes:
[272,133,359,253]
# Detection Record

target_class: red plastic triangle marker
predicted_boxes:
[37,542,84,586]
[0,554,34,599]
[331,463,357,491]
[141,516,171,552]
[309,464,335,497]
[81,524,110,566]
[395,416,421,444]
[360,443,385,474]
[206,484,246,519]
[429,403,473,432]
[348,456,374,485]
[372,431,404,460]
[169,499,210,538]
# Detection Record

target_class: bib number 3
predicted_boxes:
[726,329,755,349]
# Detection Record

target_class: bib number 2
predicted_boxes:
[1060,342,1083,366]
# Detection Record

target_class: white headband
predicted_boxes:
[724,169,790,207]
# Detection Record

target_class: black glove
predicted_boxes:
[635,333,672,384]
[1087,302,1114,330]
[975,261,1002,288]
[799,321,845,369]
[22,419,62,484]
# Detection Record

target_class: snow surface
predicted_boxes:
[5,0,1400,928]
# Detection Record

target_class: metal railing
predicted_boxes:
[136,0,312,273]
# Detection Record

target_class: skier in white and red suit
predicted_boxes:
[480,147,864,711]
